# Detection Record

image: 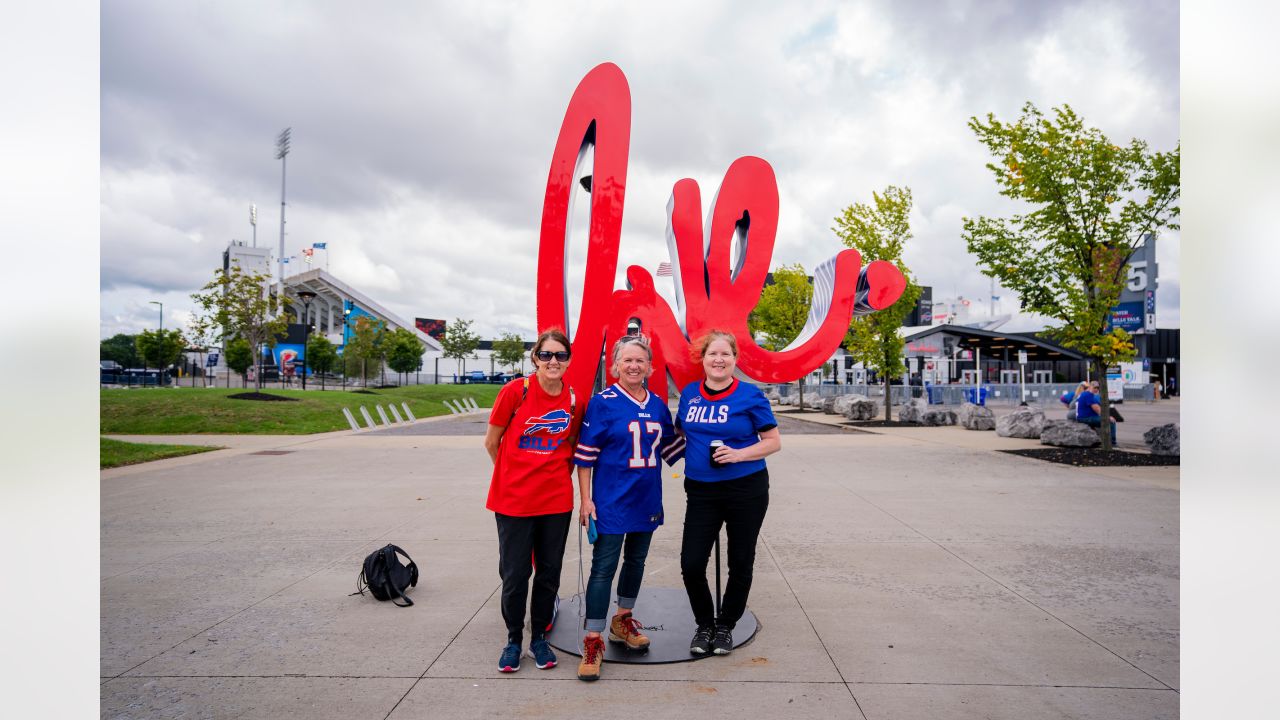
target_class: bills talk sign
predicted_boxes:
[537,63,906,401]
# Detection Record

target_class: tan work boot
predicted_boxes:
[608,611,651,650]
[577,634,604,681]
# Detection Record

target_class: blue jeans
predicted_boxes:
[584,531,653,632]
[1079,416,1117,444]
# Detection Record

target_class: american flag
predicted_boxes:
[656,261,672,277]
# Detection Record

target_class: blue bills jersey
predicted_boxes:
[676,378,776,482]
[574,385,685,534]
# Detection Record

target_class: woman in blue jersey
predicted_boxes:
[572,335,684,681]
[676,330,781,657]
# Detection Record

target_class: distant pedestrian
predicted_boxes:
[1075,380,1117,445]
[1060,381,1087,421]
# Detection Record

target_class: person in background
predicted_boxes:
[572,334,684,681]
[676,330,781,656]
[1060,381,1088,421]
[1075,380,1117,445]
[483,328,585,674]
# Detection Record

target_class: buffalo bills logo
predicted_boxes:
[524,409,571,436]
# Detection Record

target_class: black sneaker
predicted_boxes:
[711,624,734,655]
[689,623,714,655]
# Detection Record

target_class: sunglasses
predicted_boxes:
[535,350,571,362]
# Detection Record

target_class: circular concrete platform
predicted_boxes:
[546,587,759,664]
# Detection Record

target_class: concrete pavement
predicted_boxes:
[101,410,1178,719]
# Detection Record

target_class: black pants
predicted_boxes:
[680,470,770,629]
[495,511,571,645]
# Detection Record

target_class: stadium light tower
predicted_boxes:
[250,203,258,247]
[275,127,291,299]
[148,300,163,332]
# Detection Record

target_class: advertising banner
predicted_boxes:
[415,317,446,341]
[1107,302,1144,332]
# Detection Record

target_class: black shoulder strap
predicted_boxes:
[381,546,413,607]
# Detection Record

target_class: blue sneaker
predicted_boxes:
[498,642,521,673]
[528,637,557,669]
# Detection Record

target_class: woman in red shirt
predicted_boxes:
[483,328,584,673]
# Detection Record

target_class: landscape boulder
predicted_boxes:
[996,405,1046,438]
[1143,423,1180,456]
[897,399,929,424]
[843,397,880,421]
[821,396,839,414]
[958,402,996,431]
[921,409,958,426]
[1040,419,1101,447]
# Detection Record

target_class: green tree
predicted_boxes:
[305,333,338,391]
[100,333,140,369]
[385,328,423,385]
[440,318,481,377]
[190,261,291,391]
[749,264,815,409]
[135,329,187,380]
[343,315,385,385]
[834,185,923,421]
[224,337,253,388]
[492,332,526,374]
[962,103,1180,450]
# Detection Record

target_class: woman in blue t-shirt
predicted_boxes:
[675,330,781,657]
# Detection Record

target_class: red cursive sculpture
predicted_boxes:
[538,63,906,402]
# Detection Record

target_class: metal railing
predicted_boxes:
[765,382,1157,406]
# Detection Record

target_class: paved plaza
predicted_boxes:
[102,401,1179,719]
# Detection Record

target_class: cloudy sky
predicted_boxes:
[100,0,1180,341]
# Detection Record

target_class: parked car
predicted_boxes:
[100,360,124,384]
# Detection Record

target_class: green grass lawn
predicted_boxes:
[101,437,223,468]
[101,384,503,435]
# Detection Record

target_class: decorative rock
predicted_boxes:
[821,396,838,414]
[843,397,880,421]
[1040,419,1101,447]
[996,405,1046,438]
[958,402,995,431]
[1143,423,1180,456]
[833,396,855,415]
[921,409,958,426]
[897,399,928,423]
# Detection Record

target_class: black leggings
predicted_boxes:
[680,470,770,628]
[495,511,571,644]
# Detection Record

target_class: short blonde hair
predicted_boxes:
[611,334,653,364]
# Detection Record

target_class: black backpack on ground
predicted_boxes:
[354,544,418,607]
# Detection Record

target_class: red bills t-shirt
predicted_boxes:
[486,377,585,516]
